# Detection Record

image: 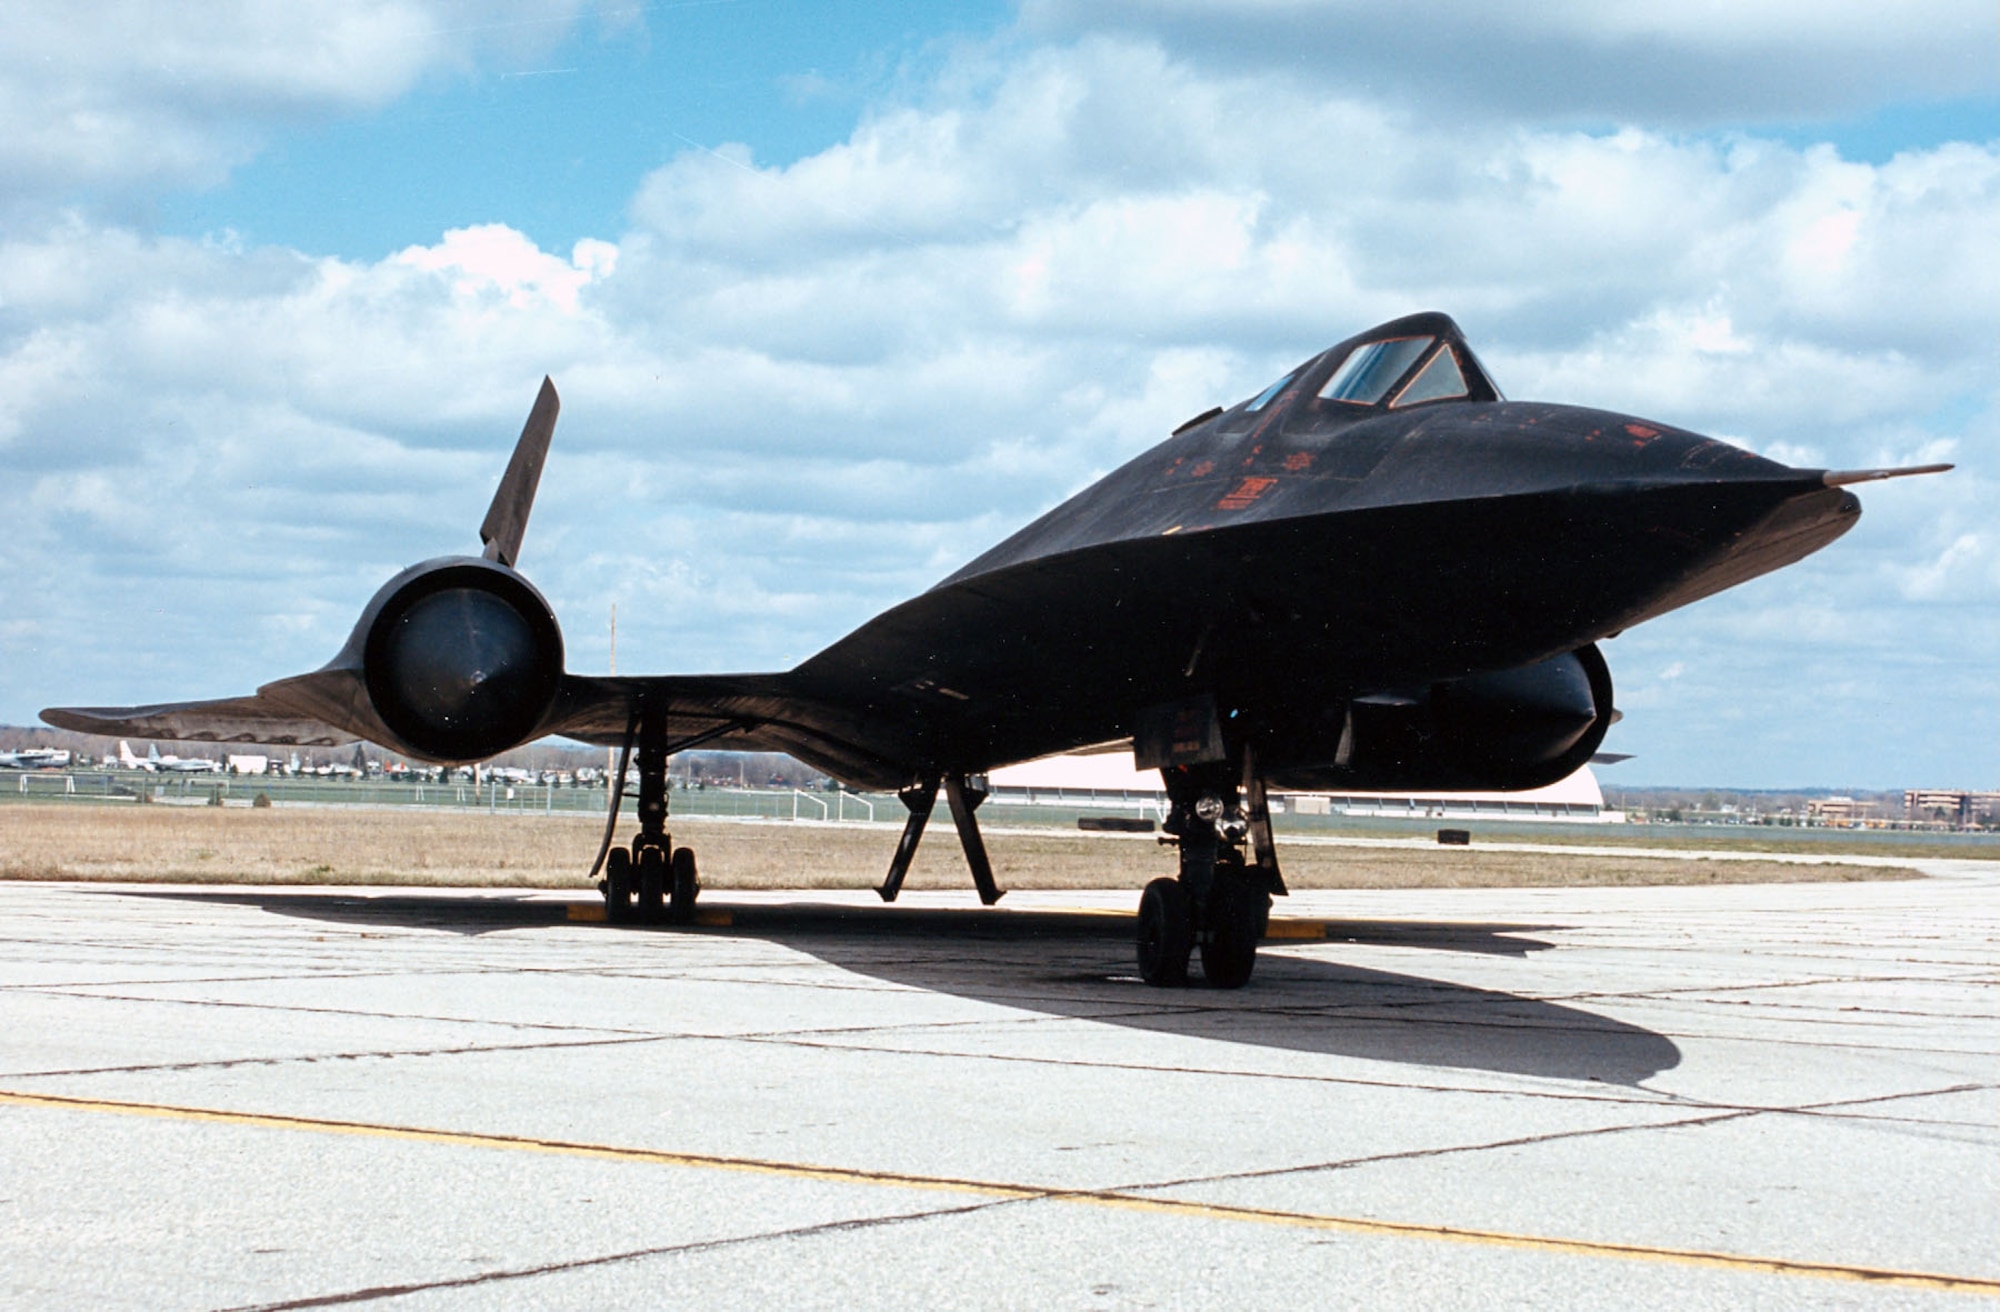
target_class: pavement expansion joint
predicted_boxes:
[13,984,657,1036]
[218,1201,1011,1311]
[726,1033,1692,1107]
[6,1086,1993,1297]
[1,969,451,991]
[5,1032,675,1081]
[1114,1108,1764,1192]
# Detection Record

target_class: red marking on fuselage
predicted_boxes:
[1625,423,1659,439]
[1190,460,1216,478]
[1283,451,1313,472]
[1217,476,1279,511]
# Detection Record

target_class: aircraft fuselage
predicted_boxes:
[789,388,1854,787]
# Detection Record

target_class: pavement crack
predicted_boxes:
[10,986,651,1037]
[727,1034,1685,1106]
[218,1200,1015,1309]
[1106,1086,1998,1195]
[0,969,458,992]
[5,1032,673,1080]
[1118,1108,1762,1193]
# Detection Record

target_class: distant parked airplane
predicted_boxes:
[118,741,222,773]
[0,748,70,769]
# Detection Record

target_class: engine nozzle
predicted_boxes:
[356,558,564,763]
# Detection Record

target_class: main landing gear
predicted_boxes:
[1137,756,1283,989]
[599,713,700,925]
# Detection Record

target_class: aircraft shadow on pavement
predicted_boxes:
[128,891,1680,1086]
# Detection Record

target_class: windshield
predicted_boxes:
[1244,370,1297,412]
[1319,336,1433,405]
[1390,346,1469,407]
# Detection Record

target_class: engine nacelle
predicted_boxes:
[333,556,565,764]
[1266,644,1615,793]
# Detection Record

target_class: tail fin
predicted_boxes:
[479,377,559,569]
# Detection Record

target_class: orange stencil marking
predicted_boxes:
[1189,460,1216,478]
[1283,451,1313,472]
[1218,476,1278,510]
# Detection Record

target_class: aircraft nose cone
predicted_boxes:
[1359,404,1813,518]
[1600,416,1796,483]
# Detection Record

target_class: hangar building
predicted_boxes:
[987,752,1615,823]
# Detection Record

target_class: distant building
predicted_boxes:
[1904,789,2000,828]
[1286,767,1611,822]
[1807,796,1861,825]
[987,753,1616,822]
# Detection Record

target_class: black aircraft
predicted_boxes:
[44,312,1947,988]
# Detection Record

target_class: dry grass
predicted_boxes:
[0,803,1917,890]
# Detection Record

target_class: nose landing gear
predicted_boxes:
[1137,754,1282,989]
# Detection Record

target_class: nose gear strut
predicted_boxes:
[1139,748,1282,989]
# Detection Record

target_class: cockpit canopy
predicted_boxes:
[1239,312,1503,420]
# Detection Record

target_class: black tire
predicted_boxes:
[604,847,635,924]
[1200,876,1266,990]
[1137,877,1193,987]
[637,846,667,919]
[669,846,699,923]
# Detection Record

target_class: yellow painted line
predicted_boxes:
[3,1088,1993,1295]
[562,905,732,927]
[1264,919,1326,940]
[0,1088,1036,1200]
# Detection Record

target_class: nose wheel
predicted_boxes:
[1199,865,1266,989]
[1137,878,1192,986]
[1136,859,1269,989]
[1136,757,1278,989]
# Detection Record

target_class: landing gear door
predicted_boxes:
[1133,695,1228,771]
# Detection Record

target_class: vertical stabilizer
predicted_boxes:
[479,377,560,569]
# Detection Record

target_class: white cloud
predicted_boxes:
[0,26,1993,786]
[392,226,618,313]
[1022,0,2000,122]
[0,1,598,215]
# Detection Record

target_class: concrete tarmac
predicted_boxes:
[0,860,1994,1309]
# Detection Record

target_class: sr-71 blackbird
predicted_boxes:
[45,312,1946,987]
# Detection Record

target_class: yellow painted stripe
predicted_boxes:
[562,905,732,927]
[0,1088,1034,1199]
[1264,919,1326,939]
[2,1088,1993,1295]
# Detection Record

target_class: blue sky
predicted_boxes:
[158,4,1996,262]
[157,1,1019,260]
[1,0,1995,788]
